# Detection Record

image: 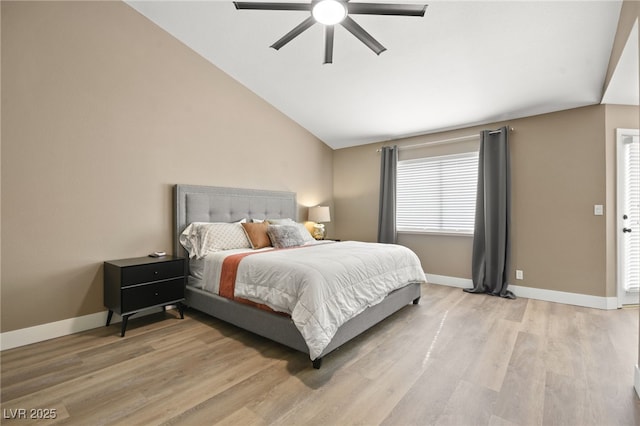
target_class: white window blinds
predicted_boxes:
[622,135,639,292]
[397,152,479,234]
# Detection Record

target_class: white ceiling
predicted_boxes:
[126,0,635,149]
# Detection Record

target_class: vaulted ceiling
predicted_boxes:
[127,0,636,149]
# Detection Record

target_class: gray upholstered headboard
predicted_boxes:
[173,184,297,257]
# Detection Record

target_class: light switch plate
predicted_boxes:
[594,204,604,216]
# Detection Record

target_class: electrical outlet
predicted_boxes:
[516,270,524,280]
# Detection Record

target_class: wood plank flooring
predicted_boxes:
[2,283,639,425]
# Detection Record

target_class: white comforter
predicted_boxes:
[196,241,425,360]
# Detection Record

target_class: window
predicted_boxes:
[396,152,479,234]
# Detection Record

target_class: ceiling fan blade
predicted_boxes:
[341,16,386,55]
[347,3,427,16]
[233,2,311,11]
[270,16,316,50]
[324,25,335,64]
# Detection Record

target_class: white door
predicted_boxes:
[617,128,640,307]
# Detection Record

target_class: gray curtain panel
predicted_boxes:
[465,127,515,299]
[378,145,398,244]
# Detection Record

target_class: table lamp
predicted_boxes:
[308,206,331,240]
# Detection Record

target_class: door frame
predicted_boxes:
[617,128,640,307]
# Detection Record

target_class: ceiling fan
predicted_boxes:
[233,0,428,64]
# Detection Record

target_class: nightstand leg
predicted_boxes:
[120,315,129,337]
[178,302,184,319]
[106,310,114,326]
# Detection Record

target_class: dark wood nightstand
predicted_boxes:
[104,255,186,337]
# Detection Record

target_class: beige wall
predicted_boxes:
[334,104,639,298]
[0,1,333,332]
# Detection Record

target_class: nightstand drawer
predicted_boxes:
[121,260,184,287]
[121,278,185,313]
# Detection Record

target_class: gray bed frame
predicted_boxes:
[173,184,421,368]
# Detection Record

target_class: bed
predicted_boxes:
[173,184,424,368]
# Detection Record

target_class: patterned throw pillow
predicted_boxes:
[266,218,315,243]
[180,222,250,258]
[267,225,306,248]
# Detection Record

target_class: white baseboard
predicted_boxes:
[425,274,473,290]
[0,307,165,351]
[425,274,617,310]
[0,274,618,351]
[635,365,640,399]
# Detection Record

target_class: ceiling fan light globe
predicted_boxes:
[312,0,347,25]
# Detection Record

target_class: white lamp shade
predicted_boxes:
[308,206,331,223]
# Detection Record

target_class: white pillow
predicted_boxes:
[180,222,250,258]
[266,217,296,225]
[294,222,316,243]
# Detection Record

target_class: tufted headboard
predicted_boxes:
[173,184,297,257]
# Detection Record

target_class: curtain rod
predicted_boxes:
[376,127,514,152]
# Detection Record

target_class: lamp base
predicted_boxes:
[312,223,326,240]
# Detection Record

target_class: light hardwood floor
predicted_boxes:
[2,283,639,425]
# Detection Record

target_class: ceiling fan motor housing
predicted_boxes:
[311,0,348,25]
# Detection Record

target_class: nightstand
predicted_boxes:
[104,255,186,337]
